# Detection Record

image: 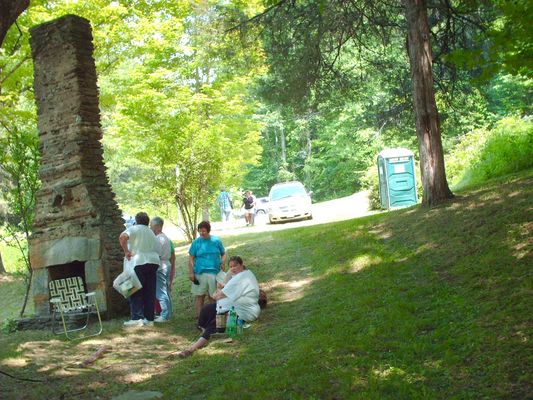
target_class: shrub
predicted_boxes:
[277,163,296,183]
[447,116,533,189]
[361,166,381,210]
[445,128,491,186]
[1,318,17,334]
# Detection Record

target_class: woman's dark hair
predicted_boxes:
[229,255,243,265]
[135,212,150,226]
[259,289,267,309]
[197,220,211,233]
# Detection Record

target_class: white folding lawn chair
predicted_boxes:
[49,276,103,340]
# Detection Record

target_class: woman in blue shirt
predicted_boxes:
[188,221,226,318]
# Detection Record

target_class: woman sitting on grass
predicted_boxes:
[174,255,261,358]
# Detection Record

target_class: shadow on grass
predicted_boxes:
[162,173,532,399]
[1,173,531,399]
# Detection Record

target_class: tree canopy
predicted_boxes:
[0,0,531,239]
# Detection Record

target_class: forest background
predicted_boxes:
[0,1,531,269]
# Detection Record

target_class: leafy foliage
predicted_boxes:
[241,0,532,204]
[446,116,533,189]
[98,2,264,239]
[0,126,40,228]
[448,0,533,80]
[2,1,265,241]
[0,123,40,315]
[0,0,531,233]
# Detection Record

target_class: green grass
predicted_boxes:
[1,170,532,399]
[0,238,26,274]
[0,276,34,323]
[0,231,34,320]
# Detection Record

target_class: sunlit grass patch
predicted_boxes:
[346,254,384,273]
[0,275,34,322]
[0,240,25,274]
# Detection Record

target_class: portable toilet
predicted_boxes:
[377,148,418,209]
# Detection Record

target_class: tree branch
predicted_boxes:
[440,0,487,32]
[0,56,30,85]
[0,117,14,133]
[225,0,289,33]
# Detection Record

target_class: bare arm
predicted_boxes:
[119,232,131,260]
[223,270,233,285]
[217,269,232,289]
[188,255,196,282]
[220,252,227,272]
[169,247,176,290]
[212,289,227,300]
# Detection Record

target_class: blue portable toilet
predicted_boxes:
[377,148,418,209]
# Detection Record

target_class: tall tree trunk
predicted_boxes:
[404,0,453,206]
[304,127,312,185]
[280,126,287,163]
[175,167,195,242]
[0,0,29,48]
[0,251,5,274]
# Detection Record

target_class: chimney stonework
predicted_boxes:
[29,15,127,318]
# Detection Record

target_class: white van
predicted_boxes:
[268,181,313,223]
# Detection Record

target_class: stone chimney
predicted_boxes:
[28,15,127,318]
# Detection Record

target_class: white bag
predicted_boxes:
[123,256,136,273]
[113,258,142,299]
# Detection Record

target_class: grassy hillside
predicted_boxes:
[0,170,531,399]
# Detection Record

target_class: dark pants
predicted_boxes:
[130,263,158,321]
[198,302,219,340]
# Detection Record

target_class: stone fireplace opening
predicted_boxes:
[48,261,86,284]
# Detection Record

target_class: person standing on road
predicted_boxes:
[188,221,226,318]
[216,188,232,223]
[150,216,173,322]
[242,190,256,226]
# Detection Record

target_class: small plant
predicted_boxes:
[1,317,18,333]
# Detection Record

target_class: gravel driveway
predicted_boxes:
[165,191,375,241]
[209,190,374,238]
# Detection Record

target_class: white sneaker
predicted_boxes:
[143,319,154,327]
[123,319,143,327]
[154,316,169,323]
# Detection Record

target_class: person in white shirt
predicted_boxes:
[150,216,173,322]
[119,212,161,327]
[172,255,260,358]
